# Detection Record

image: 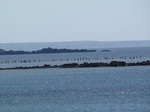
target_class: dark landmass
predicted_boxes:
[0,47,96,55]
[0,60,150,70]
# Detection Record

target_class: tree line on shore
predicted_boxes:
[0,47,96,55]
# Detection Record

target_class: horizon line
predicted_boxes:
[0,40,150,44]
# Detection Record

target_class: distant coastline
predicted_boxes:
[0,40,150,51]
[0,60,150,70]
[0,47,96,55]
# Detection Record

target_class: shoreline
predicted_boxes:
[0,60,150,70]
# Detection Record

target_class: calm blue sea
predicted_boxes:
[0,47,150,112]
[0,47,150,68]
[0,66,150,112]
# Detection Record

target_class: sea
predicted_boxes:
[0,47,150,68]
[0,47,150,112]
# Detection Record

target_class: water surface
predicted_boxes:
[0,66,150,112]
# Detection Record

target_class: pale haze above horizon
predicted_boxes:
[0,0,150,43]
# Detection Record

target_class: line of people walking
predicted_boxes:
[0,56,143,64]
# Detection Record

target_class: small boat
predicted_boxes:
[101,50,111,52]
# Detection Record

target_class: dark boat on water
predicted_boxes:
[101,50,111,52]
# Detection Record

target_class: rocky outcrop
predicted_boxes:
[0,60,150,70]
[110,61,126,66]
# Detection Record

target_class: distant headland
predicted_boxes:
[0,47,96,55]
[0,40,150,51]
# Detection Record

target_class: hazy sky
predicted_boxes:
[0,0,150,43]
